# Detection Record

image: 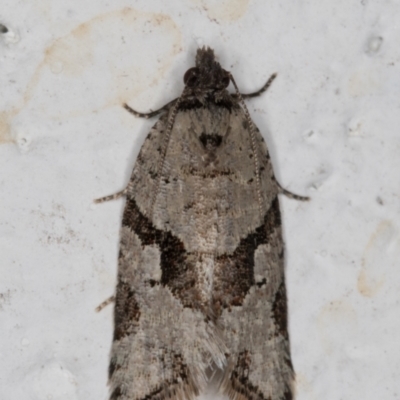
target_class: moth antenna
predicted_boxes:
[150,87,189,214]
[228,73,264,216]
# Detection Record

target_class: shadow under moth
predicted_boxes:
[96,47,308,400]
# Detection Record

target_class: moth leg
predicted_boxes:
[94,188,128,204]
[275,178,309,201]
[123,98,177,119]
[240,73,277,99]
[95,295,115,312]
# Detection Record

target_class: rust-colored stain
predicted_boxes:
[1,7,182,145]
[357,269,383,298]
[191,0,250,22]
[317,300,357,354]
[0,110,18,144]
[358,220,394,297]
[294,373,317,400]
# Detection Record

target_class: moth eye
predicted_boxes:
[221,71,230,88]
[184,67,199,87]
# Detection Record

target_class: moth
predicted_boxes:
[96,47,308,400]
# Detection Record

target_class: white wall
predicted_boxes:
[1,1,399,399]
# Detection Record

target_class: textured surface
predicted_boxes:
[2,2,400,400]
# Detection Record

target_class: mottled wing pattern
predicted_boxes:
[108,104,294,400]
[104,46,301,400]
[218,126,294,400]
[109,114,227,400]
[203,108,293,400]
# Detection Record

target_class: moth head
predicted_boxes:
[183,47,230,92]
